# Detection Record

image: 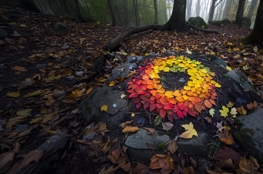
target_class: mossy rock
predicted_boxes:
[188,16,207,29]
[242,17,251,28]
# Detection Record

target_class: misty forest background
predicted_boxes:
[19,0,259,28]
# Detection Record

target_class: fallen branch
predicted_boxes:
[103,24,162,52]
[188,24,220,34]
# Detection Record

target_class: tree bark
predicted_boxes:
[236,0,246,26]
[247,0,258,18]
[161,0,186,31]
[107,0,118,26]
[244,0,263,45]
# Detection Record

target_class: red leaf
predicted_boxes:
[173,105,178,112]
[136,102,142,109]
[159,109,166,119]
[129,93,137,98]
[178,103,186,110]
[187,108,197,117]
[176,110,184,118]
[156,103,163,109]
[150,103,156,112]
[164,103,173,110]
[160,96,168,104]
[134,97,141,103]
[167,115,174,123]
[144,101,150,110]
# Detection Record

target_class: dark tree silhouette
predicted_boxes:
[244,0,263,45]
[236,0,246,26]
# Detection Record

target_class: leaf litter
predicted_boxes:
[0,4,263,174]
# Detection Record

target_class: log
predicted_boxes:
[188,24,219,34]
[103,24,162,52]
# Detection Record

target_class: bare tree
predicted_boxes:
[153,0,158,24]
[247,0,259,18]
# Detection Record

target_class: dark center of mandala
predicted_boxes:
[159,72,189,91]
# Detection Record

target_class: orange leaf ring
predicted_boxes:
[127,55,221,121]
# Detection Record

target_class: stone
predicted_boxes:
[110,63,137,81]
[177,131,213,157]
[54,22,71,32]
[80,86,128,130]
[242,17,251,28]
[188,16,207,29]
[125,56,143,64]
[0,29,8,38]
[125,128,170,163]
[125,129,170,149]
[234,108,263,163]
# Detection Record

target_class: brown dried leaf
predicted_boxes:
[132,162,149,174]
[217,126,235,145]
[0,152,14,170]
[119,120,133,128]
[149,154,174,170]
[167,140,178,154]
[11,66,27,72]
[143,127,155,135]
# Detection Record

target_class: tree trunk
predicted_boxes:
[244,0,263,45]
[107,0,118,26]
[133,0,139,26]
[161,0,186,31]
[209,0,216,21]
[247,0,258,18]
[153,0,158,24]
[162,0,168,22]
[236,0,246,26]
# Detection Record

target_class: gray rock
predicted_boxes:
[178,131,213,157]
[110,63,137,81]
[125,129,170,163]
[188,16,207,28]
[234,108,263,163]
[54,22,71,32]
[125,56,143,63]
[0,29,8,38]
[226,69,256,92]
[80,86,128,130]
[242,17,251,28]
[125,129,170,149]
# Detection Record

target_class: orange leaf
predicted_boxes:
[150,90,157,96]
[204,99,212,108]
[217,126,235,145]
[209,99,216,106]
[194,103,202,113]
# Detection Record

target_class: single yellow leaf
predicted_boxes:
[226,101,234,108]
[131,112,135,117]
[101,105,108,112]
[23,90,46,98]
[220,106,229,117]
[6,91,20,97]
[179,122,198,139]
[122,126,139,133]
[109,81,115,87]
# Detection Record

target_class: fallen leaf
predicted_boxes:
[213,147,240,166]
[154,115,162,126]
[0,152,14,170]
[220,105,229,117]
[101,105,108,112]
[227,101,234,108]
[11,66,27,72]
[16,109,32,117]
[179,122,198,139]
[162,122,174,131]
[132,162,149,174]
[149,154,174,170]
[23,90,46,98]
[6,91,20,98]
[119,120,133,128]
[217,126,235,145]
[167,140,178,154]
[131,112,135,117]
[143,127,155,135]
[8,150,44,173]
[6,116,27,129]
[120,93,126,98]
[122,126,139,133]
[209,108,215,117]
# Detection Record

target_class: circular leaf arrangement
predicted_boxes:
[127,55,221,122]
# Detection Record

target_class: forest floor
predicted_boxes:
[0,5,263,174]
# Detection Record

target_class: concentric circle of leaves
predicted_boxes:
[127,55,221,122]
